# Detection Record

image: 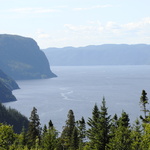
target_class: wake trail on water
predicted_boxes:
[60,87,84,102]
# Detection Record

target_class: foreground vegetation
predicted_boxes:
[1,90,150,150]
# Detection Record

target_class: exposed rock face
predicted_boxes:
[0,34,56,80]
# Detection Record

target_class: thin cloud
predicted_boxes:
[9,7,60,14]
[73,4,113,11]
[123,17,150,30]
[64,18,150,39]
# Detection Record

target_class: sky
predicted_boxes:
[0,0,150,48]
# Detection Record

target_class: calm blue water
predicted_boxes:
[4,66,150,131]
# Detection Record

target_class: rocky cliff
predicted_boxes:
[0,34,56,80]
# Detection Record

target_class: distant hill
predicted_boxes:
[43,44,150,66]
[0,34,56,80]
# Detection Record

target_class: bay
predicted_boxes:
[4,66,150,131]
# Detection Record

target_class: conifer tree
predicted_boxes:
[61,109,76,149]
[27,107,41,148]
[76,117,86,149]
[42,124,58,150]
[109,114,118,137]
[87,98,111,150]
[140,90,149,122]
[87,103,100,147]
[48,120,53,129]
[70,126,79,150]
[140,115,150,149]
[131,119,142,150]
[107,111,132,150]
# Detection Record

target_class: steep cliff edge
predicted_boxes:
[0,34,56,80]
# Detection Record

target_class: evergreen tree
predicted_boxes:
[108,114,118,142]
[87,98,111,150]
[48,120,53,129]
[43,124,47,136]
[87,103,100,148]
[14,126,27,149]
[61,109,76,149]
[140,90,149,121]
[131,119,142,150]
[70,126,79,150]
[76,117,86,149]
[117,111,130,127]
[107,111,132,150]
[42,126,58,150]
[140,115,150,150]
[27,107,41,148]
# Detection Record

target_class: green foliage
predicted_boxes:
[141,122,150,150]
[70,126,79,150]
[76,117,86,149]
[107,111,132,150]
[140,90,149,121]
[87,98,111,150]
[61,109,76,149]
[131,119,142,150]
[42,120,58,150]
[0,123,15,149]
[27,107,41,148]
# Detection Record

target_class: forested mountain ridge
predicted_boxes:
[0,69,19,103]
[0,80,17,103]
[43,44,150,66]
[0,103,29,133]
[0,34,56,80]
[0,68,19,91]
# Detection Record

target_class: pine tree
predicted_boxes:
[27,107,41,148]
[48,120,53,129]
[141,115,150,150]
[43,124,47,136]
[109,114,118,139]
[76,117,86,149]
[61,109,76,149]
[87,103,100,148]
[140,90,149,121]
[42,125,58,150]
[107,111,132,150]
[87,98,111,150]
[131,119,142,150]
[70,126,79,150]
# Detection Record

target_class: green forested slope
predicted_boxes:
[0,68,19,90]
[0,80,17,103]
[0,103,29,133]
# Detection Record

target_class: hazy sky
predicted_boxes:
[0,0,150,48]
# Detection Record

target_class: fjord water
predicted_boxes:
[4,66,150,131]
